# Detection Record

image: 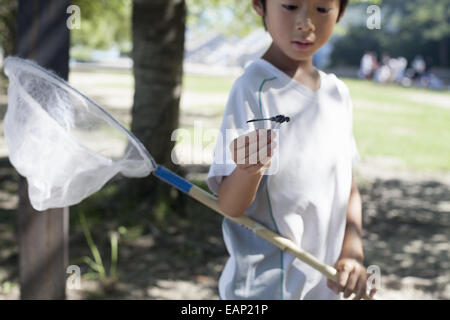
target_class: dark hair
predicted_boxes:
[259,0,348,26]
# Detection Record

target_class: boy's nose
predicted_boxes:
[296,17,313,31]
[295,6,314,31]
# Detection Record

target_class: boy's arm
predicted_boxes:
[340,173,364,261]
[218,130,276,218]
[327,173,374,300]
[218,167,265,218]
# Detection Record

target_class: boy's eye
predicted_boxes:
[317,7,331,13]
[282,4,298,11]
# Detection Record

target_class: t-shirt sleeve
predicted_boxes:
[206,79,259,195]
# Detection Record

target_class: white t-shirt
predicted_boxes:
[206,58,361,300]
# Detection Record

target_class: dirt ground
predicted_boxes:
[0,71,449,300]
[0,156,449,300]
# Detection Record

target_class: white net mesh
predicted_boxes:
[3,57,156,211]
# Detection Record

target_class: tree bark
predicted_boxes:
[16,0,70,299]
[130,0,186,217]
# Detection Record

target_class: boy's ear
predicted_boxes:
[252,0,265,17]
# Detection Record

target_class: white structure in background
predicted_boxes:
[91,48,121,61]
[184,28,335,76]
[184,28,272,75]
[232,29,273,67]
[68,27,335,76]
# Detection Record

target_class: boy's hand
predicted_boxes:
[327,257,377,300]
[229,129,277,176]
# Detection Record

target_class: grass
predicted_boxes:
[180,74,450,172]
[67,69,450,173]
[75,72,235,93]
[182,74,235,94]
[345,78,450,172]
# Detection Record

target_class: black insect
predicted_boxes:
[247,114,290,124]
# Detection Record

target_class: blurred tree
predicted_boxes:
[331,25,383,66]
[71,0,131,53]
[0,0,18,57]
[186,0,261,36]
[16,0,70,300]
[68,0,387,58]
[331,0,449,67]
[396,0,449,66]
[128,0,187,220]
[186,0,381,36]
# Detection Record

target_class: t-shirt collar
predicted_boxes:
[255,58,325,99]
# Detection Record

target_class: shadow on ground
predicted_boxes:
[360,178,450,299]
[0,162,448,299]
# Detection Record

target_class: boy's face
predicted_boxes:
[253,0,341,64]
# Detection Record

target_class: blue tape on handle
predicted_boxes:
[153,165,193,194]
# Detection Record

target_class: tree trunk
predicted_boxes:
[130,0,186,218]
[16,0,70,299]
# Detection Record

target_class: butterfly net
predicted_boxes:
[3,57,156,211]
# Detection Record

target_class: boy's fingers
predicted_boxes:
[231,136,251,163]
[229,129,275,153]
[235,142,277,165]
[237,163,257,170]
[237,132,273,153]
[254,142,276,165]
[238,165,257,173]
[256,142,277,164]
[240,161,270,175]
[230,129,278,165]
[352,278,365,300]
[251,164,267,173]
[343,270,358,298]
[327,279,340,295]
[259,159,272,170]
[337,264,352,290]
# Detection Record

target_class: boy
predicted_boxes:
[207,0,376,299]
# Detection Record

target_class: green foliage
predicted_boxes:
[186,0,261,36]
[331,0,449,66]
[331,24,383,66]
[79,210,106,279]
[186,0,382,36]
[384,0,449,42]
[77,210,126,282]
[71,0,132,52]
[0,0,17,57]
[0,281,17,295]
